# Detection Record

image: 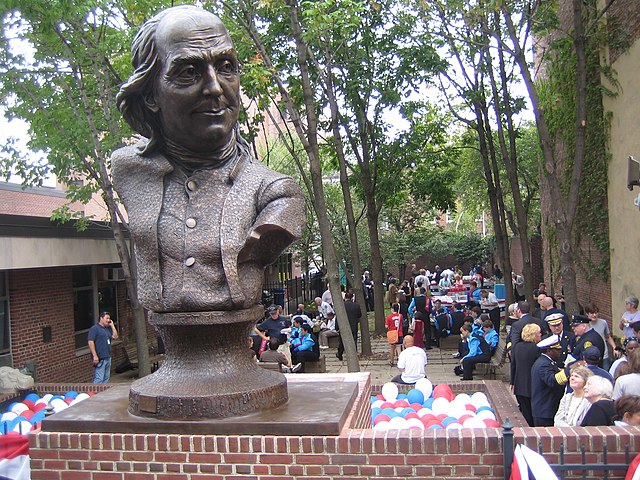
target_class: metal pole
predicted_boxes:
[503,418,514,480]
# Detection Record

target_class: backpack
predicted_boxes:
[472,333,491,356]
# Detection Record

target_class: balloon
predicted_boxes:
[1,412,17,423]
[64,391,79,399]
[465,403,477,413]
[406,418,425,430]
[406,389,425,405]
[483,419,500,428]
[381,382,399,402]
[416,408,434,418]
[10,403,28,415]
[22,400,35,410]
[24,393,40,403]
[431,397,450,415]
[441,416,458,427]
[405,412,421,421]
[446,422,464,430]
[371,400,384,409]
[373,420,389,431]
[75,393,90,402]
[373,414,391,425]
[414,378,433,398]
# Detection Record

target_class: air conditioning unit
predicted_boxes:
[103,267,125,281]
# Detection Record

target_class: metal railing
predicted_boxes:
[503,420,631,480]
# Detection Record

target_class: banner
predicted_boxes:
[0,435,30,480]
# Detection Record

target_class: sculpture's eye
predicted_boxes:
[216,60,237,75]
[176,65,199,81]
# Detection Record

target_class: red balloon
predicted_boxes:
[374,414,391,425]
[436,413,448,421]
[87,391,96,396]
[424,420,443,428]
[433,384,454,400]
[394,400,410,408]
[458,414,474,424]
[65,398,74,405]
[376,394,385,401]
[410,403,423,412]
[465,403,477,413]
[483,419,500,428]
[32,403,47,412]
[405,412,420,421]
[380,402,394,409]
[19,410,34,420]
[22,400,35,410]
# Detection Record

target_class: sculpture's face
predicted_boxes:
[150,11,240,154]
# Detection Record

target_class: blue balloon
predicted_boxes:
[406,389,425,405]
[371,407,382,418]
[382,407,396,416]
[428,424,443,430]
[30,411,46,424]
[401,408,415,417]
[24,393,40,403]
[441,416,458,426]
[50,395,64,402]
[0,420,10,435]
[397,393,407,400]
[64,391,79,399]
[423,398,434,409]
[476,406,494,414]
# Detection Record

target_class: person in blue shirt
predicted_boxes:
[291,324,319,373]
[87,311,119,384]
[482,319,499,354]
[458,323,491,380]
[288,316,304,348]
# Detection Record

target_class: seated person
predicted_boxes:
[482,319,499,354]
[581,375,615,426]
[288,316,305,348]
[457,324,492,380]
[452,316,474,359]
[291,324,319,373]
[391,335,428,385]
[318,311,339,349]
[260,338,302,373]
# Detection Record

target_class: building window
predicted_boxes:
[0,272,11,363]
[73,266,96,350]
[98,283,118,330]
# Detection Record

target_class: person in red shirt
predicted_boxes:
[386,303,404,366]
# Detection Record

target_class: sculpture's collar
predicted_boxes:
[163,129,238,173]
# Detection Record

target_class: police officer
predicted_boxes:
[570,314,605,366]
[545,312,574,364]
[531,334,567,427]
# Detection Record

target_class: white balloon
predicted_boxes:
[10,403,29,415]
[414,378,433,398]
[416,408,434,418]
[471,392,488,404]
[476,410,496,421]
[1,412,17,422]
[406,418,425,430]
[463,417,486,428]
[52,402,68,413]
[388,416,408,429]
[371,400,384,409]
[75,393,90,402]
[431,397,450,415]
[13,420,33,434]
[381,382,399,402]
[447,404,467,420]
[41,394,53,403]
[394,407,404,413]
[446,422,464,430]
[373,420,390,431]
[454,393,471,404]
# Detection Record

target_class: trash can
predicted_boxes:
[273,288,286,309]
[494,283,505,300]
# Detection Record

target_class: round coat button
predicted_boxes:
[185,218,197,228]
[184,257,196,267]
[186,180,197,191]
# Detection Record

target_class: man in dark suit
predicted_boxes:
[531,335,567,426]
[507,301,549,354]
[337,292,362,361]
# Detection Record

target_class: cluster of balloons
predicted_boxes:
[0,391,94,435]
[370,379,500,431]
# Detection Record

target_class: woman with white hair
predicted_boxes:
[554,366,593,426]
[580,375,615,426]
[619,295,640,338]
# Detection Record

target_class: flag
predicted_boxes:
[510,444,529,480]
[0,434,30,480]
[519,444,558,480]
[626,453,640,480]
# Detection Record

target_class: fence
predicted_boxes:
[262,274,325,314]
[502,420,632,480]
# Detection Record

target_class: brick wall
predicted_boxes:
[7,267,131,382]
[28,377,639,480]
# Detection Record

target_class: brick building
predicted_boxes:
[0,181,132,382]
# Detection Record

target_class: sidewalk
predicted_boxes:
[322,333,509,386]
[112,333,510,386]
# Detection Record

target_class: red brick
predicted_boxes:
[295,454,330,465]
[61,473,91,480]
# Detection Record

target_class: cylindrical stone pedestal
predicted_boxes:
[128,306,288,419]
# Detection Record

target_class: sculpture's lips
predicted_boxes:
[194,108,227,116]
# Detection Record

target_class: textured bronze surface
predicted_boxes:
[42,381,358,435]
[128,307,288,419]
[109,5,306,420]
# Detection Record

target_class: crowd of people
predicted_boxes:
[507,294,640,428]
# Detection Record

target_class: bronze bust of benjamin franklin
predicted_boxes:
[111,5,305,419]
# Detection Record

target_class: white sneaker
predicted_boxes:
[319,345,329,349]
[291,363,303,373]
[282,366,291,373]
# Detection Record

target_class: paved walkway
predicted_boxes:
[112,332,509,386]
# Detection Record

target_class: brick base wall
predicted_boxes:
[28,375,640,480]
